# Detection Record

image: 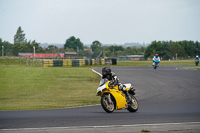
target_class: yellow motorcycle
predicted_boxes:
[96,78,139,113]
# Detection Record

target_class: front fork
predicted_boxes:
[107,94,112,104]
[128,87,136,104]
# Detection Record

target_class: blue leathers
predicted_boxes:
[194,57,199,61]
[153,56,160,63]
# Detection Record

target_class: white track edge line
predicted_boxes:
[92,69,102,77]
[1,122,200,131]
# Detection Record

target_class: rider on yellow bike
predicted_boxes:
[102,66,132,103]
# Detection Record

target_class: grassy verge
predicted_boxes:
[0,58,195,67]
[180,66,200,70]
[117,60,194,66]
[0,66,100,110]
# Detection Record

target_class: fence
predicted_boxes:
[0,57,43,67]
[0,57,118,67]
[43,59,105,67]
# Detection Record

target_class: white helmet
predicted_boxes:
[196,55,199,58]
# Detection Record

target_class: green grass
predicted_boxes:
[0,66,100,110]
[180,66,200,70]
[0,58,195,67]
[141,129,151,132]
[117,60,194,66]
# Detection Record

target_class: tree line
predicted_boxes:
[145,40,200,60]
[64,37,146,58]
[0,26,145,58]
[0,26,199,59]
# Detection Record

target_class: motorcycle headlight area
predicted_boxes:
[97,84,107,93]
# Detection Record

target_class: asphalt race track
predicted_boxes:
[0,66,200,132]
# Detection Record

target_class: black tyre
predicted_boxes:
[154,63,158,69]
[101,94,115,113]
[127,95,139,112]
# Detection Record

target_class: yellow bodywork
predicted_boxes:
[97,81,131,110]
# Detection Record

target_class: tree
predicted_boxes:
[91,41,102,52]
[107,45,124,57]
[14,26,27,44]
[144,40,199,60]
[13,26,27,55]
[13,27,42,56]
[194,41,200,56]
[90,40,102,58]
[47,45,58,53]
[0,38,14,56]
[144,41,158,59]
[64,36,84,52]
[169,42,185,59]
[31,40,42,53]
[160,41,173,60]
[108,45,124,52]
[0,38,3,56]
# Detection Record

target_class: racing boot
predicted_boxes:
[124,90,132,104]
[121,85,132,104]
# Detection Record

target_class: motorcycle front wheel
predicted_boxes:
[101,94,115,113]
[127,95,139,112]
[154,65,157,69]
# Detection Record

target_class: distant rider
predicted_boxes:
[152,54,160,66]
[101,66,132,103]
[194,55,199,65]
[194,55,199,61]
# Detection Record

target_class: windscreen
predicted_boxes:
[99,78,108,87]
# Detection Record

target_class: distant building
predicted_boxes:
[18,53,64,58]
[64,52,77,58]
[117,55,145,61]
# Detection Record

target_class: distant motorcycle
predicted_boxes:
[96,78,138,113]
[153,60,160,69]
[194,56,199,66]
[195,60,199,66]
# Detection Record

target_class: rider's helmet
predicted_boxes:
[155,54,158,57]
[102,66,111,78]
[196,55,199,58]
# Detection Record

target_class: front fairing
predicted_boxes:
[99,78,109,87]
[96,79,110,95]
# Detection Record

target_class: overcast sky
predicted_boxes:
[0,0,200,45]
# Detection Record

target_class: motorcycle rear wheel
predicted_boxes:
[101,94,115,113]
[127,95,138,112]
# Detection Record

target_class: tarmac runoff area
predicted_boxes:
[1,122,200,133]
